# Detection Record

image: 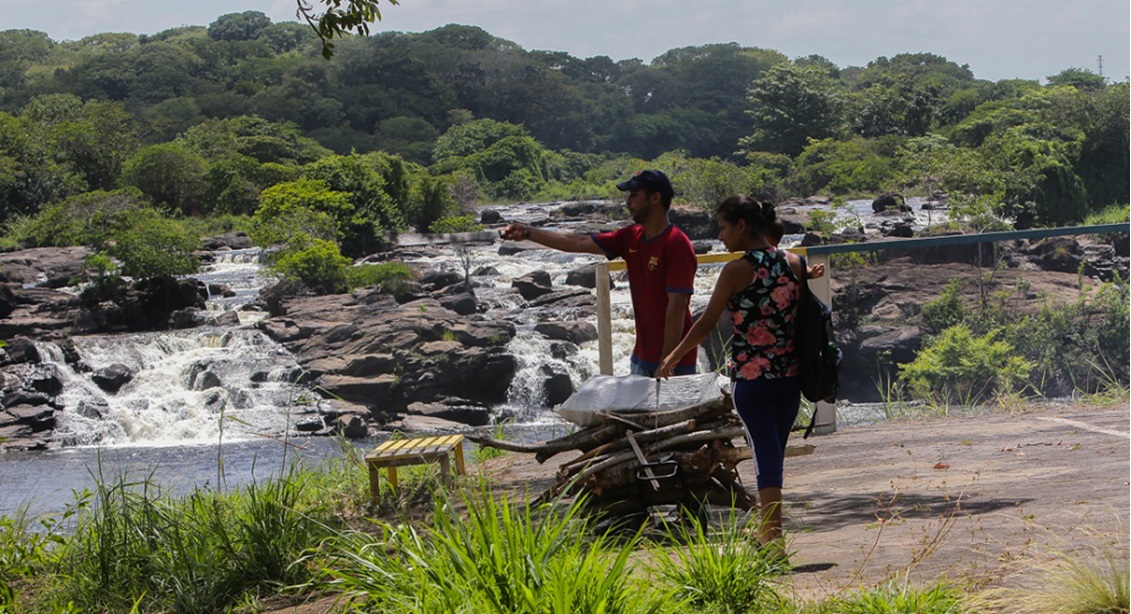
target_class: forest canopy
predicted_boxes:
[0,14,1126,258]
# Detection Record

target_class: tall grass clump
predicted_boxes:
[824,576,966,613]
[0,502,72,608]
[973,549,1130,614]
[42,462,336,614]
[648,510,789,614]
[320,485,674,613]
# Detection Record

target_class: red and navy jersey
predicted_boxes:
[591,224,697,371]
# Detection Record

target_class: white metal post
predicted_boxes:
[595,261,613,375]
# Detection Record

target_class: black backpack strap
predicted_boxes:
[797,251,816,439]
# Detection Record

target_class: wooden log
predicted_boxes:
[558,418,711,471]
[559,425,746,481]
[472,396,734,463]
[466,422,621,460]
[600,396,731,430]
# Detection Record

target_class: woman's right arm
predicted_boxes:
[657,259,752,378]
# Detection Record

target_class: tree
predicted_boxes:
[304,153,403,255]
[250,178,345,248]
[1046,68,1106,91]
[208,12,273,42]
[120,143,208,216]
[433,119,529,160]
[740,62,844,157]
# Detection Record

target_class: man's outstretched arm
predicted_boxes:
[499,222,604,255]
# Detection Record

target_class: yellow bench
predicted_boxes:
[365,435,466,500]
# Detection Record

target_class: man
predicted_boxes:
[499,169,698,376]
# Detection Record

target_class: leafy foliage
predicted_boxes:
[268,238,351,294]
[108,210,201,279]
[428,214,483,234]
[899,324,1032,404]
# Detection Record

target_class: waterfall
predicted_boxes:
[45,328,309,447]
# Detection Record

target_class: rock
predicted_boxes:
[76,398,110,420]
[0,284,15,319]
[214,311,241,327]
[389,414,468,432]
[512,271,554,300]
[170,307,217,329]
[4,338,40,365]
[540,366,574,407]
[295,416,325,432]
[6,403,56,427]
[565,264,612,290]
[0,246,91,287]
[498,242,535,256]
[1030,237,1084,273]
[419,271,464,291]
[668,206,716,241]
[405,400,492,427]
[535,321,598,344]
[28,364,63,395]
[319,374,399,406]
[92,363,135,393]
[207,283,237,298]
[332,413,369,438]
[528,288,595,309]
[871,192,907,213]
[200,232,253,251]
[480,209,503,224]
[440,292,478,315]
[4,390,51,407]
[882,221,915,238]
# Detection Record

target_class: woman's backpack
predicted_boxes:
[796,256,841,410]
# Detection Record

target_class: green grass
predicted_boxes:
[972,548,1130,614]
[1082,203,1130,225]
[824,576,966,613]
[7,442,1125,613]
[320,484,674,613]
[647,509,789,613]
[14,455,350,613]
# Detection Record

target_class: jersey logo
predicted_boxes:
[648,256,659,271]
[628,248,638,253]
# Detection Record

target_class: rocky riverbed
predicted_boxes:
[1,200,1127,451]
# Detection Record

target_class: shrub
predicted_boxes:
[249,179,344,248]
[920,278,968,335]
[109,211,201,279]
[269,238,351,294]
[345,261,416,296]
[1001,276,1129,396]
[428,215,483,234]
[899,324,1032,404]
[12,188,150,249]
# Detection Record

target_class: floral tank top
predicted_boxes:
[727,247,802,380]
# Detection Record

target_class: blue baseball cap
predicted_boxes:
[616,169,674,200]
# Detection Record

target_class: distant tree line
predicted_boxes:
[0,14,1126,286]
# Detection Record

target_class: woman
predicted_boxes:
[656,195,807,550]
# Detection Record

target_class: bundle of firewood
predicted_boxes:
[469,395,811,515]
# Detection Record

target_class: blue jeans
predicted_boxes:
[630,358,696,378]
[732,376,801,490]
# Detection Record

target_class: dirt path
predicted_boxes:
[270,401,1128,611]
